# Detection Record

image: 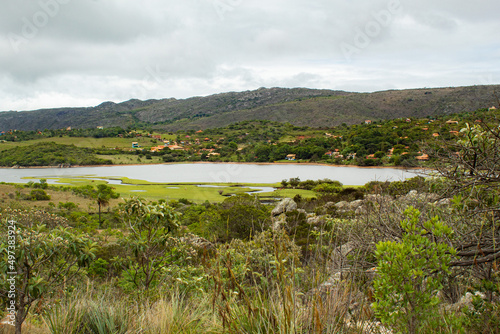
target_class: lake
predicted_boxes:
[0,163,419,185]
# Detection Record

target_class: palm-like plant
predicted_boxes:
[94,184,119,228]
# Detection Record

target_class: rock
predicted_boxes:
[272,213,287,231]
[364,194,393,204]
[307,215,325,225]
[271,198,297,217]
[334,201,349,212]
[179,233,214,251]
[334,200,364,213]
[434,198,451,206]
[329,241,355,272]
[407,189,418,197]
[401,190,440,203]
[446,291,486,312]
[324,201,336,209]
[349,199,364,211]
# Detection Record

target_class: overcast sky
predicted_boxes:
[1,0,499,111]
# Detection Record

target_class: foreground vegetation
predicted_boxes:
[0,113,499,333]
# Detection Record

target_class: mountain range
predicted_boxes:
[1,85,498,132]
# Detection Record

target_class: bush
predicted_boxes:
[298,179,317,190]
[87,258,110,278]
[372,207,456,334]
[58,201,79,210]
[312,183,342,194]
[28,189,51,201]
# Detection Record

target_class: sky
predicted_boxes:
[1,0,499,111]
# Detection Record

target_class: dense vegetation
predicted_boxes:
[0,142,113,167]
[1,106,497,167]
[0,110,499,333]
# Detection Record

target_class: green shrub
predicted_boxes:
[312,183,342,194]
[28,189,51,201]
[372,207,457,334]
[87,258,110,278]
[58,201,79,210]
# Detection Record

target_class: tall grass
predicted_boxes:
[139,294,220,334]
[43,289,220,334]
[44,291,131,334]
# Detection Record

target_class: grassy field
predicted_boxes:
[3,176,316,209]
[97,154,165,164]
[0,135,174,152]
[0,183,119,213]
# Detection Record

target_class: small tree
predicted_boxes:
[372,207,456,334]
[116,198,180,290]
[288,177,300,188]
[75,184,119,228]
[0,218,97,334]
[95,184,119,228]
[426,112,500,302]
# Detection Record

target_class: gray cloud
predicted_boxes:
[0,0,499,111]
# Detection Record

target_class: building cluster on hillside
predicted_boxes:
[116,112,477,163]
[126,130,228,157]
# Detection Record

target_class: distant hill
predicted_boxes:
[0,85,498,132]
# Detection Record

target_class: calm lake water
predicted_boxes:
[0,163,419,186]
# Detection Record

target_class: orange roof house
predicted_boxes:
[168,145,184,151]
[416,154,429,161]
[150,145,166,152]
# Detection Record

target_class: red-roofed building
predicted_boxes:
[168,145,184,151]
[416,154,429,161]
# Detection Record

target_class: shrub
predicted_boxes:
[372,207,456,334]
[28,189,51,201]
[312,183,342,194]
